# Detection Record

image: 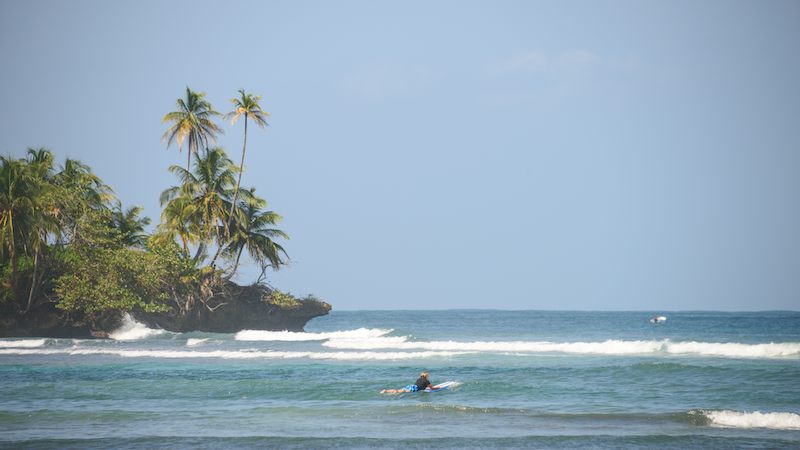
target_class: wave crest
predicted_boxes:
[697,409,800,429]
[109,314,168,340]
[323,337,800,358]
[235,328,392,341]
[0,339,47,348]
[0,347,463,360]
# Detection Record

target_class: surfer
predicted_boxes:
[380,372,432,393]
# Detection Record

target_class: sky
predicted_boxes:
[1,1,799,311]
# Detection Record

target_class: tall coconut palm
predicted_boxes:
[222,89,270,231]
[0,154,58,310]
[223,187,288,278]
[19,149,61,313]
[162,87,225,172]
[20,198,60,314]
[0,156,38,289]
[159,148,239,263]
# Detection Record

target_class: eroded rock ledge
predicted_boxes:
[131,297,331,334]
[0,286,331,338]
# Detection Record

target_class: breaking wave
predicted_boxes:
[695,409,800,429]
[108,314,171,340]
[4,315,797,360]
[0,347,464,360]
[0,339,47,348]
[323,337,800,358]
[235,328,391,342]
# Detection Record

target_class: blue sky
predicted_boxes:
[2,1,798,311]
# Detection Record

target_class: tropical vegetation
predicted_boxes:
[161,87,225,172]
[223,89,271,232]
[1,87,307,329]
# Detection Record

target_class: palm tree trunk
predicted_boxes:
[226,113,248,232]
[22,249,38,314]
[210,242,225,269]
[223,246,245,281]
[193,241,206,264]
[213,114,248,269]
[11,250,19,290]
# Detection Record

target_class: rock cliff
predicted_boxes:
[0,287,331,338]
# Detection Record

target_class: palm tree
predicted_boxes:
[0,156,38,289]
[150,195,200,256]
[223,89,270,231]
[0,154,59,311]
[54,157,116,209]
[159,148,239,263]
[110,202,151,248]
[25,148,56,183]
[20,149,61,313]
[20,198,59,314]
[162,87,224,172]
[223,187,288,278]
[50,157,116,247]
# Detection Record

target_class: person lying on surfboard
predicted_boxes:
[380,372,432,393]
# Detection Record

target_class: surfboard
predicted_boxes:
[426,381,455,392]
[380,381,455,393]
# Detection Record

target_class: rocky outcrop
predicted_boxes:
[0,301,123,339]
[0,287,331,338]
[130,297,331,334]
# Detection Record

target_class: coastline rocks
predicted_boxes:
[130,297,331,334]
[0,289,331,339]
[0,301,124,339]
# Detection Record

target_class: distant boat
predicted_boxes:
[650,316,667,323]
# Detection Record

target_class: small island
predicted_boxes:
[0,88,330,338]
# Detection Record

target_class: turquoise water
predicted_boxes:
[1,310,799,449]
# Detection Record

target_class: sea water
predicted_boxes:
[1,310,798,449]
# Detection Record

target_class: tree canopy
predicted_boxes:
[1,88,296,326]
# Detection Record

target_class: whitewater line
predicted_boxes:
[322,338,800,358]
[0,347,466,360]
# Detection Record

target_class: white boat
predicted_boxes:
[650,316,667,323]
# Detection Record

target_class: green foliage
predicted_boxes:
[4,87,300,321]
[109,201,151,248]
[267,291,302,309]
[54,217,172,315]
[299,293,324,308]
[55,247,170,314]
[1,150,207,319]
[222,89,271,235]
[222,187,289,276]
[162,87,224,172]
[265,291,324,310]
[155,148,239,263]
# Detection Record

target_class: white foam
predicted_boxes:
[323,337,665,354]
[0,339,46,348]
[186,338,209,347]
[702,410,800,430]
[667,341,800,358]
[323,337,800,358]
[235,327,392,341]
[0,347,463,360]
[108,314,165,340]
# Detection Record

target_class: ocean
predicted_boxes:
[1,310,798,449]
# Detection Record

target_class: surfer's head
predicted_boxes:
[420,372,429,379]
